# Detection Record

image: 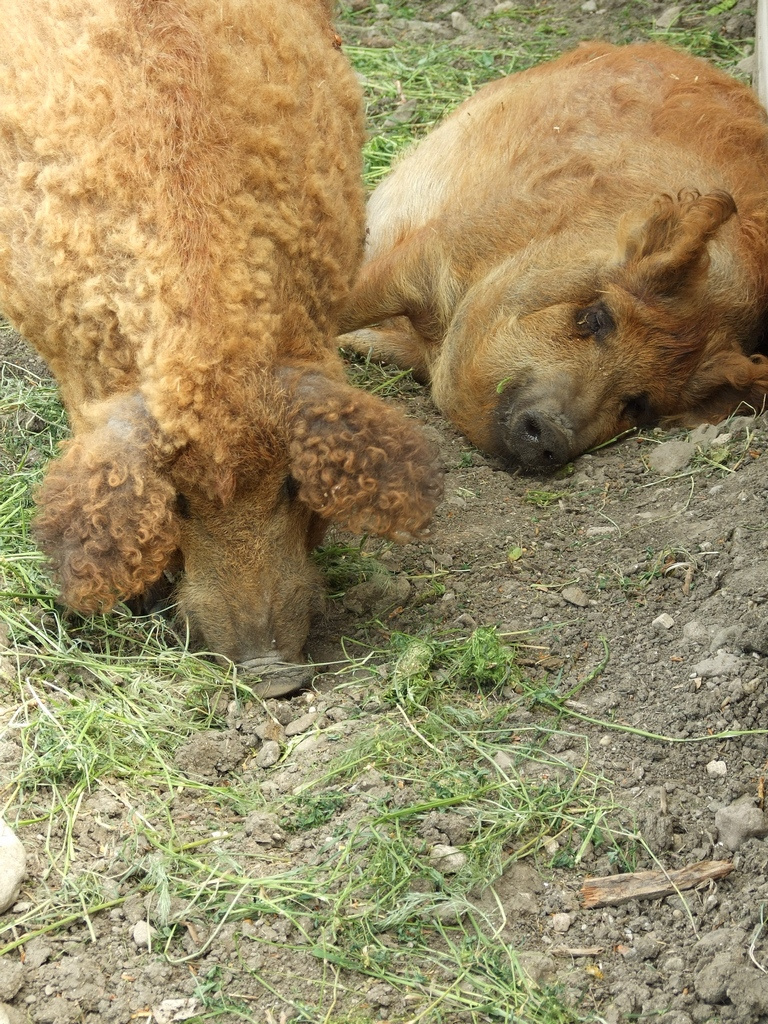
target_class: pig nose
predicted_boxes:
[500,410,572,471]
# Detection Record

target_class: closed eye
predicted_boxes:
[622,393,655,425]
[575,303,614,342]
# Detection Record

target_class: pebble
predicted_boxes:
[285,712,319,737]
[0,962,23,1002]
[551,912,571,933]
[494,750,513,771]
[450,11,474,32]
[132,920,157,948]
[652,613,674,630]
[646,439,694,475]
[691,651,741,679]
[581,0,597,9]
[655,5,683,30]
[715,795,768,850]
[561,585,590,608]
[0,819,26,914]
[694,951,733,1003]
[706,759,727,778]
[255,740,281,769]
[428,844,467,874]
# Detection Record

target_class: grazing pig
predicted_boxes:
[340,42,768,471]
[0,0,442,663]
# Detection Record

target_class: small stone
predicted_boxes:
[494,750,513,771]
[450,11,474,32]
[581,0,597,10]
[634,935,665,960]
[366,983,395,1007]
[715,795,768,851]
[285,712,319,737]
[0,819,26,913]
[694,952,733,1003]
[561,585,590,608]
[691,651,741,679]
[132,920,157,948]
[243,811,283,845]
[706,759,727,779]
[0,961,23,1002]
[551,912,571,933]
[152,999,200,1024]
[646,439,694,475]
[653,613,675,630]
[428,844,467,874]
[255,740,281,769]
[655,5,683,31]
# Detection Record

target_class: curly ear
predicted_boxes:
[615,190,736,299]
[663,350,768,426]
[34,394,180,613]
[286,371,443,540]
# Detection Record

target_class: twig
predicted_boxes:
[581,860,733,908]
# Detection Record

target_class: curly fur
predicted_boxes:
[287,372,444,539]
[34,400,179,612]
[340,42,768,471]
[0,0,442,662]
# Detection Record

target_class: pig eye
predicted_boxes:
[622,393,655,425]
[281,475,300,501]
[176,493,191,520]
[575,303,614,341]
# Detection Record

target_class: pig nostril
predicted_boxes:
[522,414,542,443]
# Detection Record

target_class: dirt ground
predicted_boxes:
[2,1,768,1023]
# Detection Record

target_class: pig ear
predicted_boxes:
[34,394,180,613]
[286,371,443,540]
[664,350,768,425]
[614,189,736,298]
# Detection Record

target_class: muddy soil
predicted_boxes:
[1,2,767,1023]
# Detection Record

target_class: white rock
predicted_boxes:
[494,750,513,771]
[706,760,727,778]
[132,920,157,947]
[0,1004,11,1024]
[429,844,467,874]
[450,11,474,32]
[561,585,590,608]
[581,0,597,9]
[552,912,572,933]
[0,819,26,914]
[715,796,768,851]
[655,5,682,30]
[152,998,200,1024]
[255,740,281,769]
[647,439,694,475]
[691,651,741,679]
[653,613,675,631]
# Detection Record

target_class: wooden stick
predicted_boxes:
[581,860,734,909]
